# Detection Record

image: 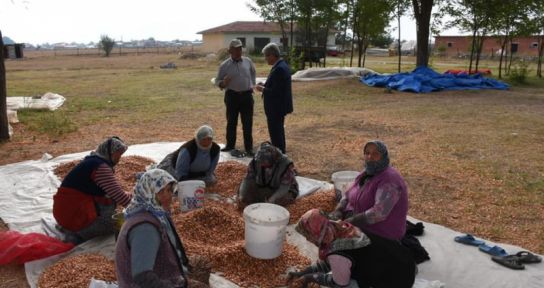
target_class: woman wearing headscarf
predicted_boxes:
[157,125,220,185]
[238,141,298,207]
[115,169,210,288]
[53,136,132,244]
[289,209,416,288]
[330,140,409,241]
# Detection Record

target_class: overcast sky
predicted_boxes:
[1,0,457,45]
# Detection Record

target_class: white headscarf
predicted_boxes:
[195,125,214,150]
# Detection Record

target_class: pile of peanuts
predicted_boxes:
[49,160,335,287]
[53,155,154,192]
[37,253,116,288]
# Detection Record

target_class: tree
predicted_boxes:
[390,0,411,72]
[531,1,544,78]
[411,0,434,67]
[370,32,394,48]
[99,35,115,57]
[0,30,9,140]
[248,0,294,51]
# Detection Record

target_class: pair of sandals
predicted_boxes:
[455,234,508,257]
[492,251,542,270]
[454,234,542,270]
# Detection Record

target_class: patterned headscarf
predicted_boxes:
[92,136,127,166]
[255,141,283,167]
[363,140,390,175]
[295,209,370,260]
[195,125,214,150]
[124,169,177,228]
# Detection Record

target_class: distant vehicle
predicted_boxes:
[326,46,342,57]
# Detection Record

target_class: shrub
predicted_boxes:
[509,60,530,84]
[99,35,115,57]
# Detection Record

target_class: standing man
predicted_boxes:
[256,43,293,154]
[215,39,256,155]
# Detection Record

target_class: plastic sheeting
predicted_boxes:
[362,66,509,93]
[291,67,375,82]
[1,142,542,287]
[6,92,66,111]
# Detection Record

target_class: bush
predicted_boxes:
[99,35,115,57]
[509,60,531,84]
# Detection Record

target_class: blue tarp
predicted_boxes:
[361,66,509,93]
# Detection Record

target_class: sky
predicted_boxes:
[1,0,458,45]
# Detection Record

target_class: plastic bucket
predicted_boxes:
[243,203,290,259]
[178,180,206,212]
[331,171,359,197]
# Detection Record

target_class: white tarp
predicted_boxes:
[0,142,542,287]
[210,67,375,86]
[6,92,66,111]
[291,67,375,82]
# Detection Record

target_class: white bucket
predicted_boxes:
[177,180,206,212]
[331,171,359,197]
[243,203,290,259]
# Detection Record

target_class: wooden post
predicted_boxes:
[0,30,10,140]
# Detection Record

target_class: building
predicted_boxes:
[2,36,24,59]
[197,21,336,53]
[435,35,542,58]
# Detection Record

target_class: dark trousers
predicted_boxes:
[266,113,286,153]
[225,90,253,151]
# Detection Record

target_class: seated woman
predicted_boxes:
[330,140,409,240]
[289,209,416,288]
[115,169,210,288]
[238,141,298,207]
[157,125,220,185]
[53,136,132,244]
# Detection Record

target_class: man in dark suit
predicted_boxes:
[256,43,293,154]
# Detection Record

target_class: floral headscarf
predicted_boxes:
[363,140,390,175]
[295,209,370,260]
[195,125,214,150]
[124,169,176,227]
[92,136,127,166]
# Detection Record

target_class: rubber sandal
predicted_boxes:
[454,234,485,246]
[515,251,542,264]
[492,255,525,270]
[479,244,508,257]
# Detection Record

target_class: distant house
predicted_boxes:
[2,36,24,59]
[435,35,542,57]
[197,21,336,53]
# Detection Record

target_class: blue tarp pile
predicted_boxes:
[361,66,509,93]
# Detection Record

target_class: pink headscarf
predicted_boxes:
[295,209,369,260]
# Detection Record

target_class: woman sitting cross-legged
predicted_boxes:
[289,208,416,288]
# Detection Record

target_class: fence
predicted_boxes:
[23,45,203,58]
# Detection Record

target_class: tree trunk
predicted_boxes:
[537,32,543,78]
[397,3,402,73]
[0,30,10,140]
[498,37,507,79]
[412,0,433,67]
[468,31,477,73]
[475,33,486,72]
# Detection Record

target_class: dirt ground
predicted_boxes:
[1,54,543,287]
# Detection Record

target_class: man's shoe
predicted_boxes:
[221,146,234,152]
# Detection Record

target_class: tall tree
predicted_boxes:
[411,0,434,67]
[391,0,411,72]
[0,30,9,140]
[352,0,393,67]
[531,1,544,78]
